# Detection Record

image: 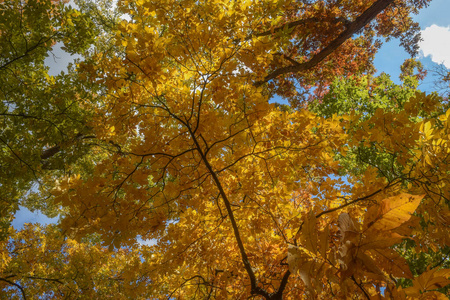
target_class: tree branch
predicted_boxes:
[0,277,27,300]
[0,36,54,71]
[23,276,64,284]
[254,17,350,38]
[40,134,96,160]
[270,270,291,300]
[187,126,271,299]
[254,0,395,86]
[314,179,401,219]
[351,275,370,299]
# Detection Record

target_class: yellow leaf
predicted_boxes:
[365,193,424,232]
[285,228,294,239]
[422,121,432,133]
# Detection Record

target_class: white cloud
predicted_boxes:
[137,236,157,246]
[419,25,450,69]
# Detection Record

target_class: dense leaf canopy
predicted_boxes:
[1,0,449,299]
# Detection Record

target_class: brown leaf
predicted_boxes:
[415,268,450,290]
[359,232,404,251]
[393,215,420,236]
[319,225,329,259]
[370,248,413,279]
[301,210,318,254]
[287,244,303,274]
[337,213,359,274]
[356,251,384,278]
[338,213,357,241]
[298,260,316,297]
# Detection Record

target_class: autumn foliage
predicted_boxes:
[1,0,449,299]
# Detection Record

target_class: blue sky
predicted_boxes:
[374,0,450,91]
[12,0,450,229]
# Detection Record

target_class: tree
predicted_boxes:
[0,0,97,239]
[2,0,450,299]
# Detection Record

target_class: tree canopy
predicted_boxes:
[1,0,449,299]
